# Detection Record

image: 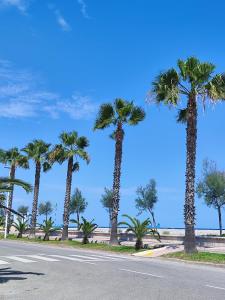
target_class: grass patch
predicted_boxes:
[165,251,225,264]
[0,234,143,254]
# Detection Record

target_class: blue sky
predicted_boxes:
[1,0,225,228]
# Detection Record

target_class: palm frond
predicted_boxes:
[129,106,145,125]
[176,108,188,123]
[152,68,180,104]
[205,74,225,100]
[0,177,32,193]
[94,103,115,130]
[76,136,89,149]
[72,162,80,172]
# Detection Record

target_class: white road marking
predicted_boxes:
[88,254,122,261]
[6,256,36,263]
[119,268,164,278]
[27,255,60,262]
[70,254,103,261]
[205,284,225,291]
[49,255,96,265]
[0,259,9,265]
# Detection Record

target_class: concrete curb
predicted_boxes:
[160,256,225,268]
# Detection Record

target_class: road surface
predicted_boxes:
[0,240,225,300]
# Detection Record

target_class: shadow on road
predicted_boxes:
[0,267,44,284]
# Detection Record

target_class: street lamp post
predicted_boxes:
[4,165,11,239]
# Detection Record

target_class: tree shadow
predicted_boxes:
[0,267,44,284]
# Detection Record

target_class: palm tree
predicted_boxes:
[22,140,51,236]
[0,148,29,233]
[70,188,88,227]
[71,217,98,244]
[152,57,225,253]
[100,187,113,230]
[38,201,53,222]
[48,131,89,240]
[17,205,29,218]
[118,214,160,250]
[12,218,29,238]
[39,217,55,241]
[94,99,145,244]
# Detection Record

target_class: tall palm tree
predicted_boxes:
[152,57,225,253]
[0,148,29,233]
[22,140,51,236]
[94,99,145,245]
[48,131,89,240]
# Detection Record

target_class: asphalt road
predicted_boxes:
[1,240,225,300]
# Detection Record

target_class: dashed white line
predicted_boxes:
[205,284,225,291]
[119,268,164,278]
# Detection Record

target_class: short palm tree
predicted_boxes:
[22,140,51,236]
[118,214,160,250]
[152,57,225,253]
[48,131,89,240]
[39,217,55,241]
[72,217,98,244]
[12,218,29,238]
[0,148,29,233]
[94,99,145,245]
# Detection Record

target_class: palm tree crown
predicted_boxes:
[49,131,90,167]
[0,147,29,169]
[22,140,51,170]
[152,57,225,115]
[94,98,145,131]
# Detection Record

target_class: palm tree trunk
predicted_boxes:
[30,161,41,237]
[6,164,16,234]
[76,211,80,228]
[109,208,112,232]
[62,156,73,240]
[149,209,156,228]
[218,206,222,236]
[110,122,124,245]
[184,95,198,253]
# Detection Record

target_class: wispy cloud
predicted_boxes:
[54,9,71,31]
[77,0,89,18]
[0,0,30,13]
[0,59,97,119]
[44,94,97,120]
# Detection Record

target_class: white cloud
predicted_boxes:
[77,0,89,18]
[0,0,30,13]
[54,95,97,119]
[0,59,97,120]
[54,9,71,31]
